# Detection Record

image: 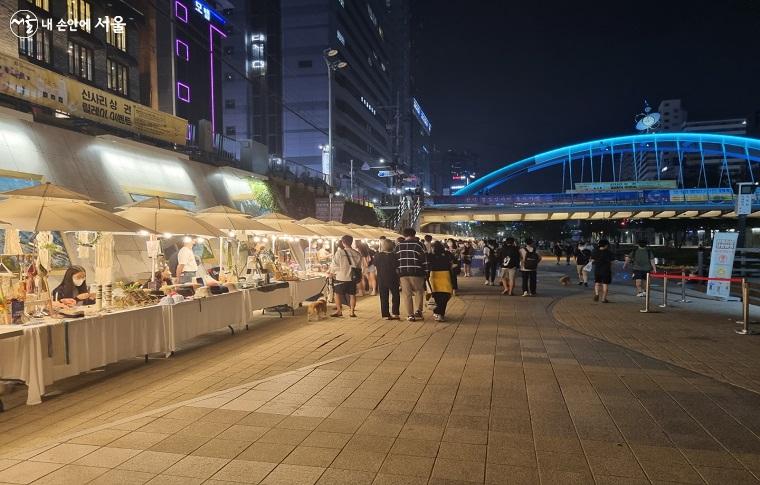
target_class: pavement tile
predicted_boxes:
[210,459,276,483]
[331,449,386,473]
[484,464,539,485]
[389,439,440,458]
[372,474,427,485]
[89,468,156,485]
[236,443,296,463]
[144,475,204,485]
[695,466,758,485]
[437,442,486,463]
[344,435,395,454]
[149,434,209,454]
[638,460,705,484]
[315,468,375,485]
[260,464,325,485]
[162,455,229,479]
[117,450,185,474]
[73,447,141,468]
[67,429,130,446]
[29,464,108,484]
[216,425,269,442]
[0,461,63,484]
[283,446,341,468]
[191,439,251,459]
[109,432,170,450]
[378,454,434,478]
[431,458,485,483]
[257,428,311,445]
[28,444,99,464]
[301,432,353,450]
[237,413,287,428]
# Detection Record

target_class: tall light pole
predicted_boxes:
[322,48,347,188]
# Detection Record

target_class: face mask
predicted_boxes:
[72,277,85,286]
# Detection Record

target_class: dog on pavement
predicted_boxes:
[559,275,571,286]
[307,298,328,321]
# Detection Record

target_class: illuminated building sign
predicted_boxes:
[250,33,266,75]
[412,97,431,134]
[193,0,225,24]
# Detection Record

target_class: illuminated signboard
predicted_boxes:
[193,0,225,24]
[412,97,431,134]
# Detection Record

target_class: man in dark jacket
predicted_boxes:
[395,228,428,321]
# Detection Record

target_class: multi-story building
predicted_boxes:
[280,0,398,200]
[220,0,282,156]
[428,149,478,196]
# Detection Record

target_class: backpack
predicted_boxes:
[485,245,496,262]
[523,248,540,270]
[630,247,653,269]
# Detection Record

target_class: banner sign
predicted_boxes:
[315,197,344,222]
[572,180,676,192]
[706,232,738,299]
[0,52,187,145]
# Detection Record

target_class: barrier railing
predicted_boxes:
[640,272,754,335]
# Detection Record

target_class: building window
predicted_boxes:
[107,58,128,95]
[224,99,235,109]
[225,126,236,136]
[336,30,345,45]
[68,41,93,80]
[67,0,92,33]
[18,30,51,63]
[298,60,312,68]
[106,22,126,51]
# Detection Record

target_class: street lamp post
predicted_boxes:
[322,48,347,189]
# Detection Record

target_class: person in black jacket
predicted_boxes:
[574,242,591,287]
[374,239,400,320]
[498,238,520,295]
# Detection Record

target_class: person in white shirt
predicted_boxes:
[329,235,362,317]
[176,238,199,284]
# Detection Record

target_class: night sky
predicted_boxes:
[413,1,760,182]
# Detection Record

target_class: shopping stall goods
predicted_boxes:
[0,284,293,405]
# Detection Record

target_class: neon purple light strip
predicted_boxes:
[175,39,189,60]
[177,82,190,102]
[209,23,226,134]
[175,1,188,23]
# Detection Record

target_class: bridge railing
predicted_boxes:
[429,188,739,208]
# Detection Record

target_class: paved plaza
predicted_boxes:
[3,268,760,484]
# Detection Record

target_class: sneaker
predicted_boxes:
[584,282,589,287]
[433,313,441,321]
[522,291,529,297]
[390,315,401,320]
[602,299,610,303]
[593,294,599,302]
[414,310,424,320]
[577,282,584,286]
[438,316,446,322]
[407,315,416,322]
[484,280,490,285]
[636,292,646,297]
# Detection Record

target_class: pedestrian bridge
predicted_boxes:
[421,133,760,224]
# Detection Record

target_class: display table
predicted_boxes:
[165,291,245,351]
[288,277,327,307]
[0,286,294,405]
[0,304,168,405]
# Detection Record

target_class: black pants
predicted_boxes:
[450,269,458,290]
[484,261,497,282]
[522,270,537,294]
[378,284,400,317]
[432,292,451,316]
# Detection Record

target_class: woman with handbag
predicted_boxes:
[429,241,454,322]
[328,235,363,317]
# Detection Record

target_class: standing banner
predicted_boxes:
[706,232,739,299]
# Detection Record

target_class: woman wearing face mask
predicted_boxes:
[52,265,96,307]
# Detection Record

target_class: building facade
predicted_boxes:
[280,0,398,200]
[220,0,282,156]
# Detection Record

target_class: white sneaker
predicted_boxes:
[522,291,529,297]
[433,313,441,321]
[484,280,490,285]
[636,292,646,297]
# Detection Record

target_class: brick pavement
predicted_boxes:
[1,275,760,484]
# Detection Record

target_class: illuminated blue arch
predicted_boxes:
[454,133,760,196]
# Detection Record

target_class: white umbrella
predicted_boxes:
[197,205,280,234]
[297,217,346,238]
[116,197,225,238]
[254,212,319,237]
[0,182,151,233]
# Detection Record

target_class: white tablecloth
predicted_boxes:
[0,286,293,405]
[288,278,327,307]
[0,304,168,405]
[166,291,245,350]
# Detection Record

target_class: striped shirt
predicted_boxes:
[395,239,428,277]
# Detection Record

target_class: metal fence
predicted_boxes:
[267,158,329,188]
